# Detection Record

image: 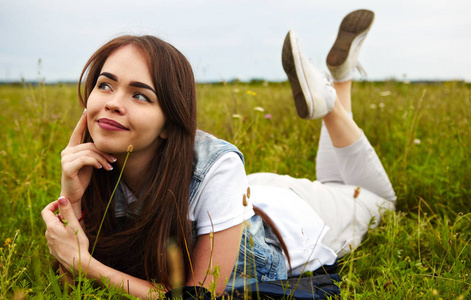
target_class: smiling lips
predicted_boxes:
[98,118,129,131]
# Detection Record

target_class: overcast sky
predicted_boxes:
[1,0,470,83]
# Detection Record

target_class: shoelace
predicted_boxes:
[323,71,335,87]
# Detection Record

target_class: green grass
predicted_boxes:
[1,80,470,299]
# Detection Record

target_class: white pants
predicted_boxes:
[247,122,396,257]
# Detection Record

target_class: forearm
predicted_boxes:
[60,252,163,298]
[82,254,167,298]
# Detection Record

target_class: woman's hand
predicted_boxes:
[42,197,91,273]
[60,109,116,206]
[42,197,166,298]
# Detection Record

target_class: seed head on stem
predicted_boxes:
[353,187,361,199]
[242,194,248,207]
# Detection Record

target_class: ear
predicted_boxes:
[159,129,168,139]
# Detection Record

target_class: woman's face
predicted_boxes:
[86,45,166,159]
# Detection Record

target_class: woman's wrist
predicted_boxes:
[78,255,162,298]
[64,251,92,276]
[68,199,83,220]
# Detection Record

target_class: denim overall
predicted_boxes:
[114,130,287,290]
[190,131,287,291]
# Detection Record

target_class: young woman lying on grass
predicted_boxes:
[41,9,396,298]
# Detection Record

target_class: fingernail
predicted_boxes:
[107,163,113,170]
[110,156,117,162]
[58,196,68,206]
[98,163,103,169]
[83,108,87,114]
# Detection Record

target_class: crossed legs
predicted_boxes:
[259,9,397,255]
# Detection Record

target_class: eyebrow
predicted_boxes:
[99,72,157,96]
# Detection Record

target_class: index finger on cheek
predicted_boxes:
[67,109,88,147]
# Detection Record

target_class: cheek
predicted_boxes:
[85,107,94,131]
[85,98,101,139]
[85,95,102,121]
[145,109,166,138]
[85,93,99,111]
[142,122,166,142]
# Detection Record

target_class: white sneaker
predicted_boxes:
[282,30,336,120]
[327,9,374,82]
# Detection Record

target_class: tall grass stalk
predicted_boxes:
[0,231,25,298]
[403,89,426,170]
[243,222,248,300]
[344,187,361,298]
[88,145,133,270]
[26,181,34,235]
[167,238,184,299]
[169,189,196,292]
[74,233,83,300]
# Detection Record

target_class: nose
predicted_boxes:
[104,92,126,114]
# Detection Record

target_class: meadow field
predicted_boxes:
[0,80,470,299]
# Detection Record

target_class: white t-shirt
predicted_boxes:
[190,152,337,275]
[188,152,254,235]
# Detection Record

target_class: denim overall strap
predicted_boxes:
[189,130,244,204]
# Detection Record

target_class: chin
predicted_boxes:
[93,140,127,155]
[89,131,125,154]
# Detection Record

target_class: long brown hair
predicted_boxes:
[78,35,197,289]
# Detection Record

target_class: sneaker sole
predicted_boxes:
[326,9,374,68]
[282,31,312,119]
